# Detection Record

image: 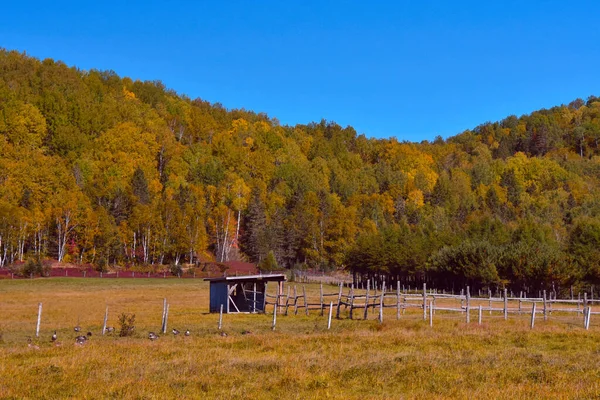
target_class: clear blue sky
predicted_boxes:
[2,1,599,141]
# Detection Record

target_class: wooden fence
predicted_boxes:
[265,281,598,330]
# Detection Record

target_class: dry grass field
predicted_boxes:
[1,278,600,399]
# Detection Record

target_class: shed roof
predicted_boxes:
[204,274,286,283]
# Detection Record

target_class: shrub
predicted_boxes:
[169,263,183,277]
[118,313,136,337]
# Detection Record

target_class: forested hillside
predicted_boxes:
[1,49,599,292]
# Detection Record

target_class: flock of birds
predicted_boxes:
[27,324,251,348]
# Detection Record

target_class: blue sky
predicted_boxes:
[2,1,599,141]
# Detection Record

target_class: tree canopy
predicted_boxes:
[1,49,599,293]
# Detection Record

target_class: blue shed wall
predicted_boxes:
[209,282,229,313]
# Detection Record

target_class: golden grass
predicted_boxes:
[1,278,599,399]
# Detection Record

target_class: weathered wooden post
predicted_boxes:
[423,283,427,321]
[478,304,482,325]
[161,298,167,331]
[396,281,401,320]
[320,284,324,316]
[303,286,309,316]
[293,286,298,315]
[327,302,333,330]
[466,286,471,324]
[543,290,548,321]
[586,306,592,330]
[102,306,108,335]
[163,304,169,334]
[285,286,291,316]
[429,300,434,327]
[378,291,384,323]
[272,302,277,331]
[503,288,508,321]
[336,283,343,319]
[218,304,223,331]
[349,284,355,320]
[364,280,370,320]
[489,289,492,315]
[578,292,581,314]
[36,303,42,338]
[530,302,537,329]
[518,292,522,315]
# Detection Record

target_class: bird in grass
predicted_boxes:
[148,332,159,341]
[27,338,40,350]
[87,332,92,337]
[51,331,57,342]
[172,328,180,336]
[75,335,87,345]
[184,329,190,337]
[74,325,81,333]
[105,327,115,334]
[219,331,228,337]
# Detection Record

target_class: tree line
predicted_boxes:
[0,49,599,293]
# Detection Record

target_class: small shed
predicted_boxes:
[204,274,286,313]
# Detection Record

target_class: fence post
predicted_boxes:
[466,286,470,324]
[531,302,537,329]
[489,289,492,315]
[378,291,384,323]
[328,302,333,330]
[364,280,370,320]
[102,306,108,335]
[586,306,592,330]
[543,290,548,321]
[429,300,433,327]
[293,286,298,315]
[218,304,223,331]
[349,284,355,320]
[396,281,401,320]
[161,298,167,332]
[503,289,508,321]
[478,304,482,325]
[272,302,277,331]
[320,284,324,316]
[336,283,343,319]
[163,304,169,334]
[36,303,42,338]
[303,286,308,316]
[423,283,427,321]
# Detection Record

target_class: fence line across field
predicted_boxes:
[17,281,599,341]
[263,281,597,330]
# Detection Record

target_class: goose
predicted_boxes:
[74,326,81,333]
[148,332,159,341]
[106,327,115,334]
[51,331,57,342]
[184,329,190,337]
[75,335,87,345]
[172,328,180,336]
[27,338,40,350]
[87,332,92,337]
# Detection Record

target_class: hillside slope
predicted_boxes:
[1,49,599,292]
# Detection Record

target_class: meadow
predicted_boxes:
[1,278,599,399]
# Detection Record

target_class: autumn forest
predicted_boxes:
[1,49,599,293]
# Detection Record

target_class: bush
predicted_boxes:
[22,257,48,277]
[169,263,183,277]
[95,257,108,273]
[118,313,136,337]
